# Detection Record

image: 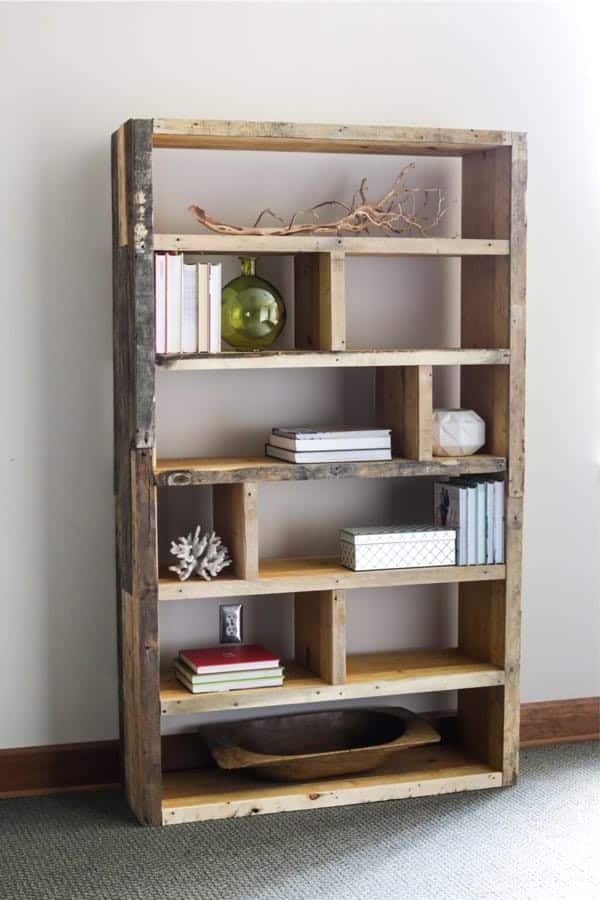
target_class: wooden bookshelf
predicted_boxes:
[112,118,526,826]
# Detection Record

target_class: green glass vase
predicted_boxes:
[222,257,286,350]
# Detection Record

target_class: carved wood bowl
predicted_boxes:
[203,707,440,781]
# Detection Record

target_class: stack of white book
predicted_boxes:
[265,426,392,463]
[433,478,504,565]
[154,254,221,354]
[174,644,284,694]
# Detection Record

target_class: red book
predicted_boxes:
[178,644,280,675]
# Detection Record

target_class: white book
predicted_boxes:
[266,445,392,464]
[174,661,284,685]
[272,426,391,441]
[208,263,222,352]
[434,482,467,565]
[494,480,505,564]
[197,263,210,352]
[166,254,183,353]
[465,485,477,565]
[485,481,495,564]
[154,254,167,353]
[270,429,391,453]
[181,263,198,353]
[175,671,284,694]
[475,482,486,564]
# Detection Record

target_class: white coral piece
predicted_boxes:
[169,525,232,581]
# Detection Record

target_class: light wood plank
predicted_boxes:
[376,365,432,460]
[152,118,515,155]
[156,348,510,372]
[154,454,506,486]
[213,482,259,579]
[154,234,509,256]
[319,251,346,350]
[160,648,504,715]
[295,590,346,684]
[161,744,501,824]
[159,558,506,601]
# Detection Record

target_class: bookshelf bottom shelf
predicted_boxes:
[161,744,501,825]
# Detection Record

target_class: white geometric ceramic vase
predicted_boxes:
[432,409,486,457]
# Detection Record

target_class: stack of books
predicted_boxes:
[154,254,221,354]
[265,426,392,464]
[433,477,505,565]
[174,644,283,694]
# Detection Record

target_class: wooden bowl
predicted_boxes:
[203,707,440,781]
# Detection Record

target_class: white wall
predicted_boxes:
[1,1,598,749]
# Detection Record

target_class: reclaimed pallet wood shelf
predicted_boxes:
[154,234,509,256]
[161,744,501,825]
[154,454,506,486]
[156,348,511,371]
[160,649,505,715]
[159,559,506,601]
[113,117,526,825]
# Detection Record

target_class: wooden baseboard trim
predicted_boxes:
[519,697,600,748]
[1,697,598,799]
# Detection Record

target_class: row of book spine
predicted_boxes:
[154,254,221,354]
[434,478,504,565]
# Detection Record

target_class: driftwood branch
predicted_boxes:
[188,164,447,236]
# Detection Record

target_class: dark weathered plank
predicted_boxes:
[112,120,161,825]
[154,455,506,486]
[125,119,155,448]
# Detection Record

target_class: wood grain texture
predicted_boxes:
[116,126,128,248]
[213,482,259,579]
[319,251,346,350]
[152,118,516,155]
[520,698,600,747]
[154,234,510,256]
[161,744,501,824]
[295,590,346,684]
[376,366,432,459]
[458,140,527,786]
[154,454,506,486]
[122,450,161,825]
[457,581,506,771]
[156,348,510,372]
[112,119,161,825]
[294,253,320,350]
[160,648,504,715]
[159,558,506,601]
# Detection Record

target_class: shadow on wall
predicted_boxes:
[38,139,117,743]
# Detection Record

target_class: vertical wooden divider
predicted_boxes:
[376,365,432,459]
[458,140,526,785]
[213,482,259,579]
[295,590,346,684]
[112,119,162,825]
[294,252,346,350]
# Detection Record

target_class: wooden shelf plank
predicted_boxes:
[156,348,510,372]
[152,118,516,156]
[153,234,509,256]
[160,649,505,716]
[155,454,506,486]
[161,743,502,824]
[159,558,506,601]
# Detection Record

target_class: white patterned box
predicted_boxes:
[340,525,456,571]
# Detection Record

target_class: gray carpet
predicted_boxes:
[1,743,598,900]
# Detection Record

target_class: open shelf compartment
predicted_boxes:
[160,742,502,825]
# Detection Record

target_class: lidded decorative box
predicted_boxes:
[340,525,456,571]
